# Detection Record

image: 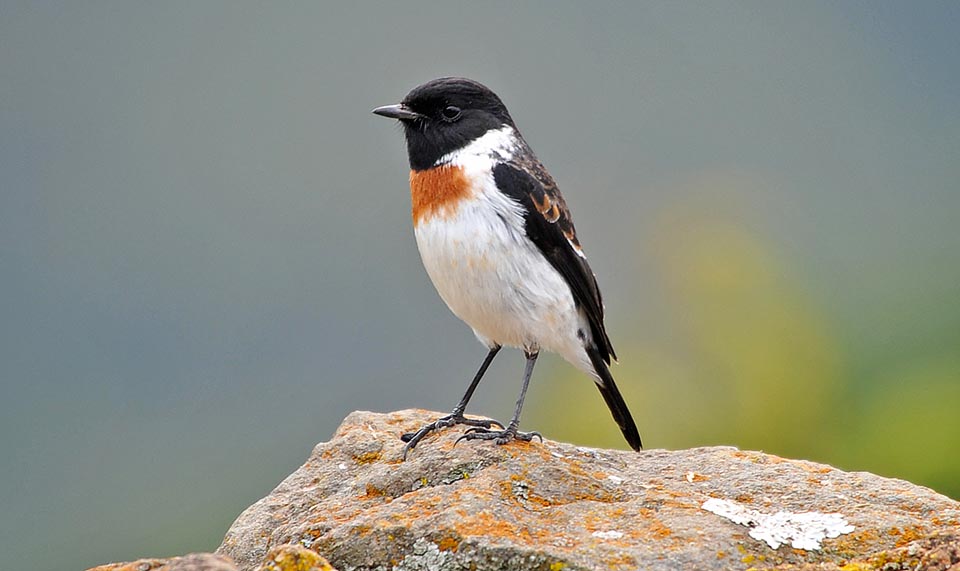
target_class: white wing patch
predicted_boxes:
[567,237,587,259]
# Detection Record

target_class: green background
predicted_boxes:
[2,3,958,570]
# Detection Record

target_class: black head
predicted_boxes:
[373,77,516,171]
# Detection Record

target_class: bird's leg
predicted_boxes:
[401,345,503,459]
[457,350,542,447]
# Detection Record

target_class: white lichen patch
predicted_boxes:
[592,530,624,540]
[702,498,854,550]
[391,538,453,571]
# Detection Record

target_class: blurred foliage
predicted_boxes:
[528,184,960,500]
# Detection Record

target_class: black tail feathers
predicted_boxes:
[586,346,642,451]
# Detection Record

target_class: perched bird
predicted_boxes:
[373,77,642,458]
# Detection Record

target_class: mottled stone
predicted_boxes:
[257,545,336,571]
[88,553,239,571]
[214,409,960,571]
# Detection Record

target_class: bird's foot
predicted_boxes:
[401,413,503,459]
[454,425,543,447]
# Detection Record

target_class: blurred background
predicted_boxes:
[2,2,958,569]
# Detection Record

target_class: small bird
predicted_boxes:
[373,77,642,458]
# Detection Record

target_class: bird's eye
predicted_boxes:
[440,106,462,122]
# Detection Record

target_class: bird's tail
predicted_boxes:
[586,346,643,451]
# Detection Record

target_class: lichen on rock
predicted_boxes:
[701,497,855,550]
[88,410,960,571]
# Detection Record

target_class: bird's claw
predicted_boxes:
[454,426,543,447]
[401,413,504,459]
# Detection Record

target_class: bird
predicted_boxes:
[372,77,642,458]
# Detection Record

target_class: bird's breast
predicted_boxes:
[409,166,474,227]
[411,172,588,365]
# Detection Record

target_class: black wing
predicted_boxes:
[493,161,617,364]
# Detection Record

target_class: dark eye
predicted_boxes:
[441,105,462,122]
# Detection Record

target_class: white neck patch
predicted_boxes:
[435,125,517,170]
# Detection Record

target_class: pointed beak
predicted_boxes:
[372,103,422,121]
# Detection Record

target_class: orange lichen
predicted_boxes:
[352,524,372,537]
[647,518,673,540]
[499,472,621,509]
[602,552,637,569]
[891,525,928,547]
[498,480,515,502]
[358,484,387,501]
[352,451,382,465]
[454,511,525,542]
[265,550,342,571]
[831,529,881,558]
[435,535,460,552]
[410,166,472,226]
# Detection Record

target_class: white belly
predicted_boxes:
[413,184,591,372]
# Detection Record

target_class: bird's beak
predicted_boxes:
[372,103,422,121]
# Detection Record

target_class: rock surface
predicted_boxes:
[88,553,240,571]
[89,546,337,571]
[209,409,960,571]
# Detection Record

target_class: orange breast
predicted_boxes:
[409,166,473,227]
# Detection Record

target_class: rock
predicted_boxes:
[88,547,338,571]
[257,545,338,571]
[88,553,239,571]
[770,533,960,570]
[215,409,960,571]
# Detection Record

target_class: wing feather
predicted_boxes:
[492,161,617,364]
